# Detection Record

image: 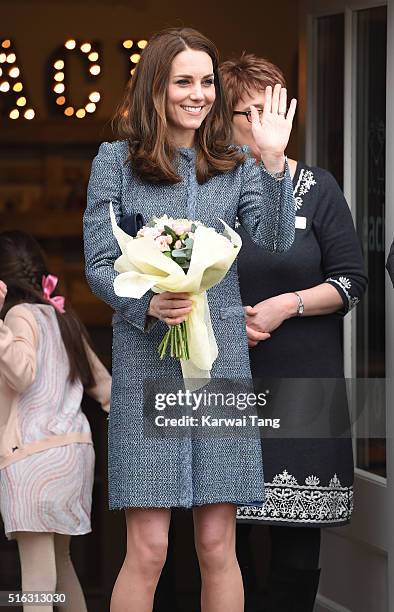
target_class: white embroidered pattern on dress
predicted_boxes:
[325,276,360,311]
[235,166,317,227]
[237,469,353,524]
[293,169,317,211]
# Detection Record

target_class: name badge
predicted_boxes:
[295,216,307,230]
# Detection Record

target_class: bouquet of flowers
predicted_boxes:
[109,203,242,381]
[136,217,201,361]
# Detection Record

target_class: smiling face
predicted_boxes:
[232,87,265,160]
[166,48,216,147]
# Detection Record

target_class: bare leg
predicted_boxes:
[193,503,244,612]
[54,534,87,612]
[110,508,171,612]
[15,532,56,612]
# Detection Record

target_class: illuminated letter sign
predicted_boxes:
[50,39,102,118]
[0,39,35,120]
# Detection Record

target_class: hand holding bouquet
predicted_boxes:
[109,204,242,381]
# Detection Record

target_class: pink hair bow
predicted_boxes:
[41,275,66,314]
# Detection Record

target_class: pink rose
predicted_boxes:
[155,236,170,252]
[144,227,161,240]
[173,223,190,236]
[175,240,183,249]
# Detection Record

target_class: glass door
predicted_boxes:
[355,6,387,478]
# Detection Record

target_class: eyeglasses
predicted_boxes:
[232,109,264,123]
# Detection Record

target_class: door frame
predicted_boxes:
[299,0,392,608]
[385,2,394,607]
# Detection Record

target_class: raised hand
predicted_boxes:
[250,84,297,173]
[0,280,7,312]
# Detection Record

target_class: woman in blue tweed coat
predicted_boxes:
[84,27,296,612]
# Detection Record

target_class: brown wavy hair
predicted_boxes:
[0,230,95,388]
[219,53,287,111]
[113,27,245,184]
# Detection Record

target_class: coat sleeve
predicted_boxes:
[237,155,295,253]
[83,341,112,413]
[84,141,158,333]
[386,238,394,287]
[313,169,368,313]
[0,305,38,393]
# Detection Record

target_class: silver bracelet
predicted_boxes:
[260,156,287,180]
[294,292,304,316]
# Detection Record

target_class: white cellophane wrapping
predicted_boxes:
[109,202,242,382]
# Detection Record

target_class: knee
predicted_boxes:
[127,532,168,580]
[22,569,57,593]
[195,531,233,572]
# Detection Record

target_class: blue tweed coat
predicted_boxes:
[84,140,295,510]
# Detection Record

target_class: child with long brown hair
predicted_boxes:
[0,230,111,612]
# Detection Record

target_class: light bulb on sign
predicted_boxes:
[89,64,100,75]
[9,67,20,78]
[89,91,100,102]
[24,108,35,120]
[85,102,96,113]
[80,43,91,53]
[53,83,65,94]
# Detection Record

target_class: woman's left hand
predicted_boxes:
[245,293,298,344]
[0,280,7,312]
[251,84,297,173]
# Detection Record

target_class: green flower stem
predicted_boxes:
[170,326,175,357]
[157,322,190,361]
[182,321,189,359]
[158,329,170,359]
